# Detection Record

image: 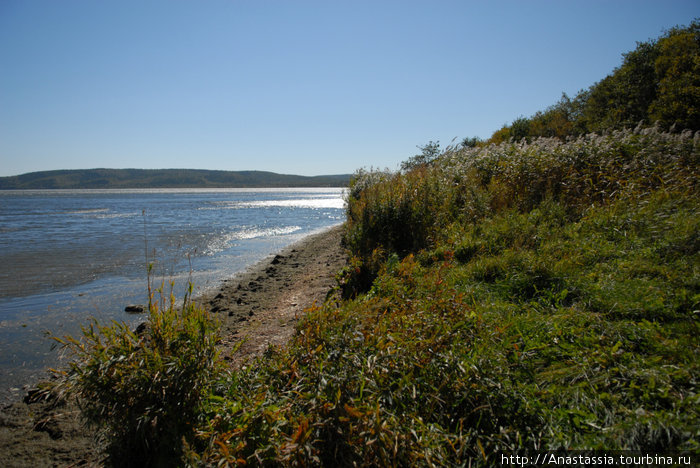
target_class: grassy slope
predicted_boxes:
[185,127,697,465]
[54,127,697,466]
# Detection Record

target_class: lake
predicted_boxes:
[0,188,345,401]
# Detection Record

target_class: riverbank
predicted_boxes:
[178,129,697,465]
[0,225,347,467]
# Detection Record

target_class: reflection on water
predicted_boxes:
[0,188,345,401]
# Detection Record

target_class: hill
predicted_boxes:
[0,168,350,189]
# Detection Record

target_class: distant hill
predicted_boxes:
[0,169,351,189]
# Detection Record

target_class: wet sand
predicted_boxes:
[0,225,347,467]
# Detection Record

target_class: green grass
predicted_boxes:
[54,126,698,466]
[184,127,698,465]
[51,281,221,467]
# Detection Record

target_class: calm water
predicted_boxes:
[0,188,345,401]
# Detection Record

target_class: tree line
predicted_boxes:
[477,20,699,146]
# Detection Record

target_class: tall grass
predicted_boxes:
[342,125,698,295]
[51,280,220,467]
[188,126,697,465]
[51,125,698,465]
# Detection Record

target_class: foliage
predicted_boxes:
[460,136,482,148]
[51,282,220,467]
[188,124,698,465]
[346,167,393,202]
[649,26,700,130]
[528,93,587,139]
[344,126,698,294]
[400,141,442,171]
[486,20,700,143]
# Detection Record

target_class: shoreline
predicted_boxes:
[200,224,346,366]
[0,224,347,467]
[0,223,344,404]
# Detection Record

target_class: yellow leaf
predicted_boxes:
[344,403,363,418]
[477,439,486,459]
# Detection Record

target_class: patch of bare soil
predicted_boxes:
[204,225,347,367]
[0,225,347,467]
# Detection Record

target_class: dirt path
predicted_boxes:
[204,225,346,367]
[0,225,347,467]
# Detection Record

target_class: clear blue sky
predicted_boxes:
[0,1,697,177]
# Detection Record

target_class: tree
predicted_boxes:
[401,141,441,171]
[460,136,482,148]
[510,116,531,141]
[487,125,512,144]
[528,93,578,139]
[583,39,659,132]
[649,24,700,130]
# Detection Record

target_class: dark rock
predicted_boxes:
[125,305,145,314]
[23,388,47,404]
[34,418,62,440]
[135,322,148,335]
[271,254,284,264]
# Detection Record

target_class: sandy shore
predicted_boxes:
[0,225,347,467]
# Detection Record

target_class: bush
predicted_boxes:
[181,123,698,465]
[52,282,220,467]
[346,127,698,282]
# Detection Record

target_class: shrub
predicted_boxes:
[51,282,220,467]
[346,127,698,280]
[185,123,698,465]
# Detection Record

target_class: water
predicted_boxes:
[0,188,345,401]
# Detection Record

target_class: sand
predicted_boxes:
[0,225,347,467]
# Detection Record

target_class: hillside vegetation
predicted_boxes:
[483,20,700,144]
[0,169,350,189]
[51,21,699,466]
[185,126,697,465]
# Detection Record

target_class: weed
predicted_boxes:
[51,281,220,467]
[191,126,698,464]
[52,125,700,465]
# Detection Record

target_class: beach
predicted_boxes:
[0,225,347,467]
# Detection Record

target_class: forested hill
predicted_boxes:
[0,169,351,189]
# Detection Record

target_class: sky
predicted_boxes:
[0,1,697,177]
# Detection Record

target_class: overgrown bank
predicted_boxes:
[39,127,698,466]
[31,21,700,465]
[179,126,696,465]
